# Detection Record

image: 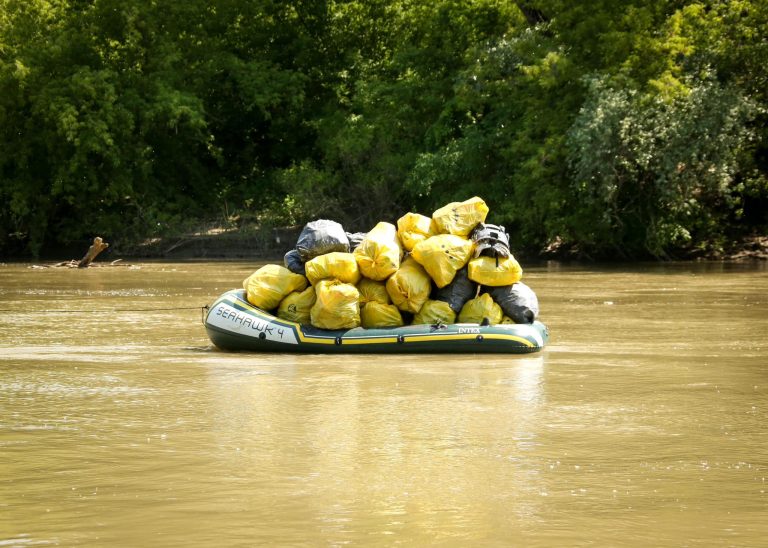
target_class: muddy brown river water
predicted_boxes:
[1,260,766,546]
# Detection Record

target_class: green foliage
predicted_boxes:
[407,26,579,250]
[0,0,766,258]
[567,75,759,258]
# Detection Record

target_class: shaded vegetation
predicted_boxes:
[1,0,766,259]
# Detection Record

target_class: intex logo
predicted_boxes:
[458,327,480,334]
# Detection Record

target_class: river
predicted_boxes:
[1,260,766,546]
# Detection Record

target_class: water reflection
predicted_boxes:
[199,354,548,540]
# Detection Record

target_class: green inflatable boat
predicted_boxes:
[205,289,548,354]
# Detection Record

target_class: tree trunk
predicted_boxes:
[515,2,548,26]
[78,237,109,268]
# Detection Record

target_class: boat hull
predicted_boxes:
[205,290,548,354]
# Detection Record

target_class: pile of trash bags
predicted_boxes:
[242,196,540,330]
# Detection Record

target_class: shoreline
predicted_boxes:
[4,230,767,264]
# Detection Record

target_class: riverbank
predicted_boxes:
[116,226,302,261]
[9,227,768,264]
[120,229,768,262]
[717,235,768,261]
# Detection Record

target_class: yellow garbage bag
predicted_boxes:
[501,315,515,324]
[467,255,523,287]
[305,251,361,286]
[411,234,473,288]
[277,285,316,324]
[385,257,431,313]
[310,279,361,330]
[357,278,391,306]
[353,222,402,281]
[458,293,503,324]
[243,264,308,310]
[361,302,404,328]
[412,299,456,325]
[397,212,437,252]
[432,196,489,237]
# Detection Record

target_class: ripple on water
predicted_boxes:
[14,288,169,298]
[0,345,153,363]
[0,535,58,546]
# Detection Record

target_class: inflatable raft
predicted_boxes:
[205,289,548,354]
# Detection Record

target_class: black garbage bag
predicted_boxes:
[489,281,539,324]
[345,231,368,251]
[295,219,350,261]
[432,267,477,314]
[283,248,306,276]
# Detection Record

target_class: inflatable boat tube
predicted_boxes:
[205,289,548,354]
